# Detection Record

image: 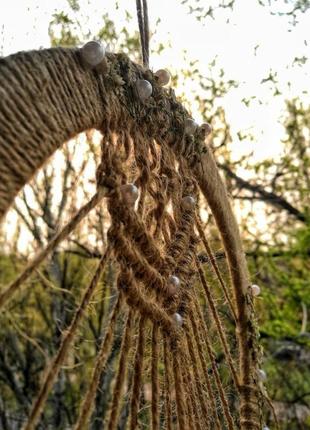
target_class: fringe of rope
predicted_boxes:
[129,316,146,430]
[74,294,123,430]
[107,309,135,430]
[22,246,111,430]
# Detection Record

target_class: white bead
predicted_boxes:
[200,122,212,137]
[262,427,270,430]
[167,275,180,296]
[173,313,183,327]
[257,369,267,381]
[81,41,106,67]
[251,284,261,297]
[155,69,171,86]
[182,196,196,210]
[136,79,152,101]
[120,183,139,206]
[185,118,198,135]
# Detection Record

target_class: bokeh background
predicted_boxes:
[0,1,309,428]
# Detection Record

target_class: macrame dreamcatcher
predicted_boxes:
[0,2,273,429]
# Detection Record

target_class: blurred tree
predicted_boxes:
[0,0,309,428]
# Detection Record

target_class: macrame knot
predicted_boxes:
[239,384,261,430]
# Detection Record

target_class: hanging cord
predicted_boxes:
[136,0,150,67]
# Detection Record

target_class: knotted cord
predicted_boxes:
[136,0,150,67]
[0,32,269,429]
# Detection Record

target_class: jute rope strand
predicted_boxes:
[22,247,111,430]
[135,0,148,67]
[0,47,261,428]
[151,323,160,430]
[189,296,222,429]
[107,309,135,430]
[163,336,173,430]
[195,256,239,388]
[107,190,166,269]
[190,152,259,429]
[74,294,123,430]
[129,316,146,430]
[117,268,177,334]
[179,335,206,430]
[195,213,237,321]
[0,191,104,310]
[184,325,215,430]
[171,343,189,430]
[190,300,235,429]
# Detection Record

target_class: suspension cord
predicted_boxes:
[136,0,150,68]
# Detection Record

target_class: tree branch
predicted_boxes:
[219,163,307,223]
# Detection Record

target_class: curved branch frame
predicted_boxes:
[0,47,259,429]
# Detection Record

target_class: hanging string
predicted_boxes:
[136,0,150,67]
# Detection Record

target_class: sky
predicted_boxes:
[0,0,309,249]
[1,0,309,164]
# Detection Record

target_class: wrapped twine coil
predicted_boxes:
[0,47,262,429]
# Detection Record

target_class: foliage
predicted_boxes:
[0,0,310,428]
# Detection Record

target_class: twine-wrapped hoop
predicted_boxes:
[0,47,262,429]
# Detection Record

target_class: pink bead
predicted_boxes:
[80,41,105,67]
[155,69,171,86]
[136,79,152,101]
[120,183,139,206]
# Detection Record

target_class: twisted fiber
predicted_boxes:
[163,336,173,430]
[163,209,196,276]
[151,324,160,430]
[107,309,135,430]
[195,214,237,321]
[142,0,150,68]
[0,49,105,218]
[117,267,177,335]
[190,294,239,428]
[239,385,261,430]
[0,47,260,427]
[190,300,235,429]
[183,370,204,430]
[108,175,195,301]
[171,342,189,430]
[129,316,146,430]
[184,324,213,430]
[179,334,205,430]
[180,369,197,430]
[74,294,123,430]
[136,0,148,67]
[195,257,239,388]
[189,150,259,428]
[107,187,167,269]
[107,222,170,298]
[0,191,104,310]
[133,133,152,217]
[189,295,222,430]
[0,48,198,220]
[22,247,111,430]
[166,232,198,319]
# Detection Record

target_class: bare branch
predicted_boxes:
[219,163,307,223]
